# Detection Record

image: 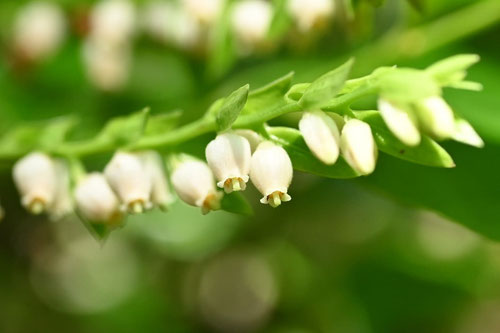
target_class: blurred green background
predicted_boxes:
[1,0,500,332]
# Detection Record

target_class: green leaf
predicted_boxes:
[300,58,354,109]
[242,72,294,116]
[100,107,150,145]
[378,68,441,102]
[38,116,77,150]
[216,84,249,131]
[267,126,360,179]
[355,111,455,168]
[144,110,183,136]
[221,192,253,216]
[426,54,480,87]
[268,0,293,39]
[407,0,426,12]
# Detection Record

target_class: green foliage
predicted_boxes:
[221,192,254,216]
[215,84,250,132]
[378,68,441,102]
[100,108,150,146]
[144,110,183,136]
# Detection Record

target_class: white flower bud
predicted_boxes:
[90,0,136,44]
[182,0,223,25]
[75,173,123,224]
[287,0,334,32]
[171,160,222,214]
[250,141,293,208]
[140,151,175,210]
[340,119,377,175]
[378,98,421,146]
[206,133,251,193]
[104,152,152,213]
[299,111,340,165]
[13,1,66,60]
[233,129,263,152]
[47,159,74,220]
[452,118,484,148]
[13,152,57,214]
[231,0,273,50]
[416,96,455,140]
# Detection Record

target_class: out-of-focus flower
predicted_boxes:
[90,0,136,44]
[340,119,377,175]
[75,173,123,224]
[287,0,334,33]
[13,1,66,61]
[233,129,263,152]
[250,141,293,207]
[182,0,223,25]
[47,159,73,220]
[171,160,222,214]
[140,151,175,210]
[141,0,200,49]
[452,118,484,148]
[104,152,152,213]
[230,0,273,52]
[82,38,131,91]
[378,98,421,146]
[299,111,340,165]
[416,96,456,140]
[13,152,58,214]
[206,133,251,193]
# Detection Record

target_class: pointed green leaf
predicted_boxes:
[216,84,249,131]
[355,111,455,168]
[100,107,150,145]
[145,110,183,136]
[221,192,253,216]
[378,68,441,103]
[267,126,360,179]
[242,72,294,116]
[300,58,354,109]
[426,54,480,87]
[38,116,77,150]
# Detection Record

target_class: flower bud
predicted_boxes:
[90,0,136,44]
[13,152,57,214]
[75,173,123,224]
[206,133,251,193]
[287,0,334,33]
[250,141,293,208]
[182,0,223,25]
[416,96,455,140]
[140,151,175,210]
[171,160,222,214]
[299,111,340,165]
[378,98,421,146]
[104,152,152,213]
[340,119,377,175]
[230,0,273,51]
[13,1,66,61]
[452,118,484,148]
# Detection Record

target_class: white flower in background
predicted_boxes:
[452,118,484,148]
[90,0,136,44]
[140,151,175,210]
[75,173,123,224]
[250,141,293,208]
[141,1,200,49]
[206,133,252,193]
[171,160,222,214]
[104,152,152,213]
[182,0,223,25]
[233,129,263,152]
[287,0,334,33]
[82,38,131,91]
[299,111,340,165]
[13,1,66,61]
[47,159,74,220]
[378,98,421,146]
[340,119,377,175]
[416,96,456,140]
[13,152,57,214]
[231,0,273,51]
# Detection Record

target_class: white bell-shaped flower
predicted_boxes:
[47,159,74,220]
[104,151,152,213]
[171,160,222,214]
[75,173,123,224]
[140,151,175,210]
[287,0,334,32]
[182,0,223,25]
[231,0,273,50]
[90,0,136,44]
[206,133,252,193]
[378,98,421,146]
[452,118,484,148]
[299,111,340,165]
[250,141,293,208]
[233,129,263,152]
[416,96,455,140]
[13,152,58,214]
[13,1,66,61]
[340,119,377,175]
